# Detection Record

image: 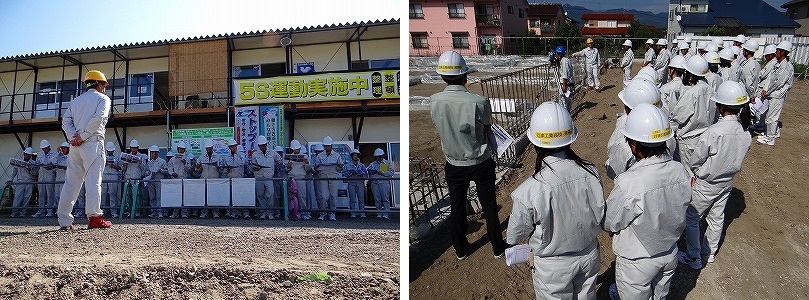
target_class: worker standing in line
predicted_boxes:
[660,55,687,112]
[758,41,794,146]
[679,41,693,61]
[604,103,691,300]
[704,51,724,92]
[196,139,221,218]
[678,81,752,270]
[729,46,742,82]
[251,135,283,220]
[286,140,312,220]
[606,79,665,180]
[7,147,36,218]
[368,148,395,219]
[733,34,746,48]
[752,44,778,132]
[314,136,344,221]
[652,39,671,85]
[344,149,367,218]
[718,48,736,82]
[168,142,193,218]
[53,142,70,210]
[102,141,122,218]
[671,56,715,169]
[310,144,324,219]
[552,46,575,111]
[430,50,508,260]
[222,139,248,218]
[670,38,679,56]
[121,139,147,218]
[273,145,287,219]
[507,102,604,300]
[620,40,634,81]
[144,145,168,218]
[571,38,601,92]
[738,40,761,101]
[56,70,113,230]
[643,38,656,67]
[33,140,58,218]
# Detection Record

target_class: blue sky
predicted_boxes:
[540,0,790,14]
[0,0,401,58]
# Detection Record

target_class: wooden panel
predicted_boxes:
[169,40,228,96]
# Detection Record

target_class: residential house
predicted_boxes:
[580,13,633,36]
[526,3,566,37]
[783,0,809,36]
[668,0,799,40]
[410,0,530,56]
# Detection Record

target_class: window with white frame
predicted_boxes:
[448,3,465,18]
[411,33,429,48]
[451,32,470,49]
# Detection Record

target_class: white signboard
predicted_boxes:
[231,178,256,207]
[206,178,231,207]
[183,179,206,207]
[160,179,183,208]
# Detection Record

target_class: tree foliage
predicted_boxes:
[627,18,664,39]
[555,22,581,37]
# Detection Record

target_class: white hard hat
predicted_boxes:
[106,141,116,151]
[60,142,70,148]
[734,34,747,44]
[619,79,661,109]
[638,66,658,83]
[622,40,632,47]
[669,55,687,69]
[620,103,672,145]
[697,41,708,50]
[290,139,302,150]
[645,38,654,45]
[149,145,159,152]
[684,55,709,77]
[776,40,793,52]
[730,46,741,56]
[204,139,214,148]
[633,73,656,84]
[742,39,759,53]
[684,36,693,43]
[237,145,245,153]
[719,48,735,61]
[678,42,689,50]
[130,139,139,148]
[351,149,361,155]
[23,147,34,155]
[763,44,777,55]
[672,38,679,44]
[256,135,268,145]
[704,51,721,64]
[314,144,325,151]
[322,136,333,146]
[527,101,578,148]
[177,141,187,149]
[40,140,50,149]
[227,139,238,146]
[722,41,733,49]
[187,153,195,160]
[711,81,750,106]
[711,37,723,47]
[166,151,174,157]
[705,43,719,53]
[300,146,308,154]
[373,148,385,156]
[656,38,668,46]
[436,51,469,76]
[274,146,284,152]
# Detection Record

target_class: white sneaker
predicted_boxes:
[707,254,716,263]
[757,136,775,146]
[318,214,326,221]
[676,251,703,270]
[328,213,336,221]
[45,212,54,217]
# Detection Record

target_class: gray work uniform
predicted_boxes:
[621,49,634,80]
[103,153,122,215]
[652,49,671,85]
[683,115,751,262]
[572,47,600,89]
[705,72,723,93]
[660,76,683,112]
[9,158,36,216]
[167,153,192,217]
[344,161,367,217]
[762,59,794,138]
[145,157,168,215]
[35,149,58,215]
[314,151,344,217]
[368,159,394,218]
[252,149,283,215]
[738,56,761,100]
[286,154,312,217]
[604,155,691,300]
[53,153,68,207]
[644,48,656,66]
[557,56,575,111]
[197,152,220,218]
[507,152,604,300]
[606,115,634,180]
[671,80,715,169]
[728,59,741,82]
[430,85,493,166]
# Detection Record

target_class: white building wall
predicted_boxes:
[349,39,399,62]
[290,116,399,147]
[232,48,286,68]
[291,43,349,72]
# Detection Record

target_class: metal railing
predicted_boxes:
[408,157,448,228]
[409,36,666,59]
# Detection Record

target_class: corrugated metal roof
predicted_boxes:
[679,0,798,28]
[0,19,399,61]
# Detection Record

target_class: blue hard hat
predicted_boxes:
[554,45,566,55]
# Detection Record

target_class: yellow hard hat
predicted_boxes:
[586,38,594,44]
[84,70,107,82]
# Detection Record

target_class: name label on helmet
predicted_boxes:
[736,95,748,103]
[437,65,463,70]
[651,128,672,140]
[535,128,573,139]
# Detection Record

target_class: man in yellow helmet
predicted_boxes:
[571,37,601,92]
[56,70,113,230]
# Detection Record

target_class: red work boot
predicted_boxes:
[88,216,112,229]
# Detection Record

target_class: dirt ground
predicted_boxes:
[409,64,809,299]
[0,217,399,299]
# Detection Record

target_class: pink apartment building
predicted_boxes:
[410,0,529,56]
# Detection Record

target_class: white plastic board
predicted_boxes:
[183,179,206,207]
[231,178,256,207]
[206,178,231,207]
[160,179,183,208]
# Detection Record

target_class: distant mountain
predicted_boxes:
[561,4,669,28]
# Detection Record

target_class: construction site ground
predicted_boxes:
[409,65,809,299]
[0,217,399,299]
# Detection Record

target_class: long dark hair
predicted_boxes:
[719,103,751,129]
[533,145,599,180]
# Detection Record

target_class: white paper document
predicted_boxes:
[750,97,769,115]
[505,244,533,267]
[490,123,515,158]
